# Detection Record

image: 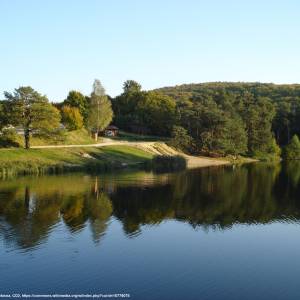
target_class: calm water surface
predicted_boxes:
[1,162,300,299]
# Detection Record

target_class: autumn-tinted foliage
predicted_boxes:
[61,105,83,130]
[64,90,89,123]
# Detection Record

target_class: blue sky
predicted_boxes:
[1,0,299,101]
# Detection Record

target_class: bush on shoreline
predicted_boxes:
[0,129,20,148]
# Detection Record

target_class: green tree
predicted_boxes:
[169,126,194,153]
[87,80,113,141]
[64,91,88,123]
[176,94,248,156]
[273,101,292,144]
[217,116,248,156]
[136,92,176,136]
[113,81,176,136]
[283,135,300,160]
[268,138,282,159]
[61,105,83,130]
[112,81,145,131]
[123,80,142,93]
[242,96,276,155]
[4,86,61,149]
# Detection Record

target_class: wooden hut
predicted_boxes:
[104,125,119,137]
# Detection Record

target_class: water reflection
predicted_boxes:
[0,162,300,250]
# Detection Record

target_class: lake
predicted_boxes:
[1,162,300,299]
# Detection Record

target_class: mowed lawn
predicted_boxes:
[0,145,154,176]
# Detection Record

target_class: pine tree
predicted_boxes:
[4,86,61,149]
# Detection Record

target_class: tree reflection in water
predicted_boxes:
[0,162,300,250]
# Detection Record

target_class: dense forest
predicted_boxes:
[1,80,300,160]
[112,81,300,160]
[156,82,300,147]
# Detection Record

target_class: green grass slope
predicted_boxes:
[15,128,96,147]
[0,145,153,177]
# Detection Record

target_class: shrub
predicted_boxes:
[0,128,20,148]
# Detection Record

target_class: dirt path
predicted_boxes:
[31,138,137,149]
[32,139,230,169]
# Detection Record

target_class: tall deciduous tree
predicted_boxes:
[87,80,113,141]
[4,86,61,149]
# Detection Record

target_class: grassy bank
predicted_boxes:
[0,145,153,177]
[14,128,96,147]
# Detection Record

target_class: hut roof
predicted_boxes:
[106,125,119,130]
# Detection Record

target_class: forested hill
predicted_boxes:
[155,82,300,101]
[109,80,300,160]
[149,81,300,159]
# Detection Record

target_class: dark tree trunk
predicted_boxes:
[24,129,30,149]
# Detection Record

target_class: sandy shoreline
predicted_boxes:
[184,155,230,168]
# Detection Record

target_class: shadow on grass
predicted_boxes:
[93,148,152,163]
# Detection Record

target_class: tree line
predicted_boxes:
[1,80,300,159]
